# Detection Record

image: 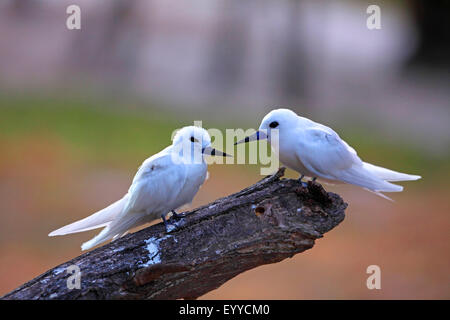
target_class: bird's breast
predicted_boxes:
[276,141,316,178]
[173,163,207,208]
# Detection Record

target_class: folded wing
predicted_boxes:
[297,126,410,193]
[81,153,187,250]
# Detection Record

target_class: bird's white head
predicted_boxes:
[172,126,230,163]
[235,108,299,145]
[259,108,298,139]
[173,126,211,151]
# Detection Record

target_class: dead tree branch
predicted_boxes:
[2,168,346,300]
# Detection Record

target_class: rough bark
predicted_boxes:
[2,168,346,300]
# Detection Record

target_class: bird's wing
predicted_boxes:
[296,126,362,179]
[49,150,180,238]
[123,152,187,215]
[81,152,188,251]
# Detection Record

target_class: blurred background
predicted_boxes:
[0,0,449,299]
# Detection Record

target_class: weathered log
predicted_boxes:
[2,168,346,300]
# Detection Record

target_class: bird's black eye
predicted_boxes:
[190,136,199,143]
[269,121,279,128]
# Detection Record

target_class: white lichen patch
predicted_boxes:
[52,266,66,275]
[112,246,125,253]
[166,223,177,233]
[140,235,172,267]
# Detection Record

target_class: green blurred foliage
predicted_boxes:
[1,93,448,184]
[0,93,180,165]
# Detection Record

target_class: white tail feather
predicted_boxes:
[336,165,403,193]
[81,212,146,251]
[48,196,127,237]
[363,162,421,182]
[363,188,394,201]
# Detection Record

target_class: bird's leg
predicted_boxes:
[170,210,185,220]
[163,211,187,232]
[161,213,171,232]
[298,174,308,187]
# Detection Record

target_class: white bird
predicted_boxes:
[49,126,230,251]
[236,108,420,199]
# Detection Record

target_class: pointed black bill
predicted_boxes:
[234,130,267,145]
[202,146,232,157]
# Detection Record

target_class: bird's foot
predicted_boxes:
[298,174,308,187]
[161,214,177,233]
[170,210,185,220]
[162,211,186,233]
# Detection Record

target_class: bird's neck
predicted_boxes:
[171,144,205,165]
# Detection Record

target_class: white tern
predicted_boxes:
[236,108,420,198]
[49,126,230,250]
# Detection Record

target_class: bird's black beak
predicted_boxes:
[202,146,232,157]
[234,130,267,145]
